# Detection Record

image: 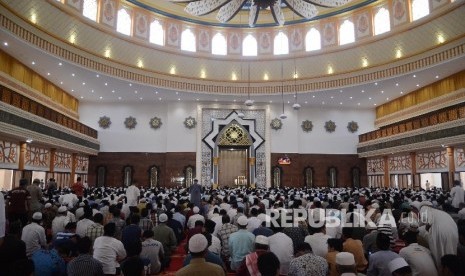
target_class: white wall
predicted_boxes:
[80,102,375,154]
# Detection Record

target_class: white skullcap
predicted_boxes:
[139,198,146,203]
[79,202,85,207]
[32,212,42,220]
[388,258,409,273]
[237,216,248,226]
[255,235,269,245]
[193,206,200,214]
[257,213,268,222]
[44,203,52,208]
[159,213,168,223]
[371,203,380,209]
[410,201,421,210]
[58,206,67,213]
[313,197,321,202]
[336,252,355,265]
[189,234,208,253]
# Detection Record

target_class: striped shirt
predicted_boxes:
[217,223,238,258]
[86,223,104,243]
[67,254,104,276]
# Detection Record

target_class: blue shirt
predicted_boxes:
[253,226,274,237]
[228,229,255,270]
[31,249,66,276]
[121,224,142,249]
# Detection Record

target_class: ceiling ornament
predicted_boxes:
[172,0,354,27]
[124,116,137,129]
[184,116,197,129]
[98,116,111,129]
[270,118,283,130]
[301,120,313,132]
[150,117,163,129]
[324,120,336,132]
[347,121,359,133]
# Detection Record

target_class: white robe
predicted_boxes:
[450,185,464,208]
[420,206,458,267]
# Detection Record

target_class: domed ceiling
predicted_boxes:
[129,0,374,27]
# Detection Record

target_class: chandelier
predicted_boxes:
[170,0,354,27]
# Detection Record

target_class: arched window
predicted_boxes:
[339,20,355,45]
[374,8,390,35]
[212,33,227,55]
[149,20,164,46]
[82,0,98,21]
[116,8,131,36]
[305,28,321,51]
[181,29,196,52]
[274,31,289,55]
[411,0,430,21]
[242,34,257,56]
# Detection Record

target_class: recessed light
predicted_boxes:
[304,101,308,104]
[91,90,94,93]
[58,62,62,66]
[176,92,179,95]
[435,75,439,79]
[80,96,84,99]
[118,97,122,100]
[71,89,74,92]
[374,82,378,86]
[287,101,290,104]
[322,101,325,105]
[159,97,162,101]
[416,84,420,87]
[381,91,384,93]
[396,83,399,86]
[400,91,403,94]
[104,83,108,86]
[47,72,50,76]
[293,95,296,98]
[3,42,8,46]
[96,74,99,78]
[99,96,103,99]
[340,102,343,105]
[178,98,181,101]
[413,75,416,78]
[357,103,361,105]
[134,91,138,94]
[129,83,132,86]
[31,61,35,65]
[350,96,353,99]
[369,97,372,100]
[330,96,334,99]
[339,90,343,93]
[155,91,158,94]
[312,95,315,98]
[386,97,389,100]
[361,90,365,93]
[112,90,115,93]
[71,73,75,77]
[233,99,236,102]
[60,81,63,84]
[82,82,85,85]
[139,97,143,100]
[374,103,377,106]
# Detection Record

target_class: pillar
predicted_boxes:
[49,148,56,173]
[70,153,77,187]
[447,147,455,189]
[384,156,389,188]
[410,152,417,189]
[18,142,27,171]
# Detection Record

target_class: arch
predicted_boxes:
[148,165,160,188]
[243,34,257,56]
[149,20,164,46]
[303,166,315,188]
[116,8,131,36]
[96,166,106,187]
[339,20,355,45]
[122,165,133,187]
[274,31,289,55]
[374,8,390,35]
[327,166,338,187]
[216,120,253,147]
[351,167,361,188]
[272,166,283,188]
[305,28,321,51]
[82,0,98,21]
[183,165,195,188]
[181,28,196,52]
[212,33,227,55]
[411,0,430,21]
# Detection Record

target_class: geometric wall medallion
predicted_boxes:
[184,116,197,129]
[301,120,313,132]
[270,118,283,130]
[149,116,162,129]
[347,121,359,133]
[124,116,137,129]
[98,116,111,129]
[324,120,336,133]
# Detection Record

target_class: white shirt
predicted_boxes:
[399,243,438,276]
[141,238,164,274]
[126,185,140,206]
[304,232,331,257]
[209,235,222,255]
[269,232,294,275]
[93,236,127,274]
[52,215,69,236]
[0,193,5,238]
[451,185,464,208]
[76,218,95,238]
[187,214,205,229]
[246,217,262,232]
[21,222,46,257]
[60,193,79,209]
[211,214,223,237]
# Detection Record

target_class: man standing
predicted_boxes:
[126,182,140,207]
[71,177,85,200]
[7,179,31,227]
[27,179,43,213]
[190,179,202,208]
[451,180,464,212]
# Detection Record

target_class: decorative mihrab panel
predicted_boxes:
[25,145,49,169]
[388,154,412,173]
[75,155,89,173]
[367,158,385,175]
[54,152,72,171]
[455,147,465,171]
[201,108,267,187]
[416,150,448,172]
[0,140,18,166]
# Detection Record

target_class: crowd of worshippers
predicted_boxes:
[1,177,465,276]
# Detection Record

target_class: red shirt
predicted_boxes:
[71,182,84,197]
[7,187,31,214]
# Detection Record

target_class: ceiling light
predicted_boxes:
[437,33,445,44]
[322,101,325,105]
[177,0,350,27]
[140,97,143,100]
[112,90,115,93]
[358,103,361,105]
[340,102,343,105]
[96,74,99,78]
[374,82,378,86]
[118,97,122,100]
[361,90,365,93]
[349,96,353,99]
[374,103,377,106]
[292,103,301,110]
[31,61,35,65]
[304,101,308,104]
[159,97,162,101]
[330,96,334,99]
[58,62,62,66]
[396,83,399,86]
[312,95,315,98]
[237,111,245,118]
[99,96,103,99]
[369,97,372,100]
[104,83,108,86]
[71,73,75,77]
[269,100,273,103]
[327,65,334,75]
[196,99,199,101]
[3,42,8,46]
[129,83,132,86]
[25,138,33,143]
[91,90,94,93]
[82,82,85,85]
[60,81,63,84]
[395,48,402,59]
[155,91,159,94]
[435,75,439,79]
[178,98,181,101]
[386,98,390,100]
[80,96,84,99]
[71,89,74,92]
[381,91,384,93]
[47,72,50,76]
[416,84,420,87]
[279,113,287,119]
[400,91,404,94]
[135,91,138,94]
[413,75,416,78]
